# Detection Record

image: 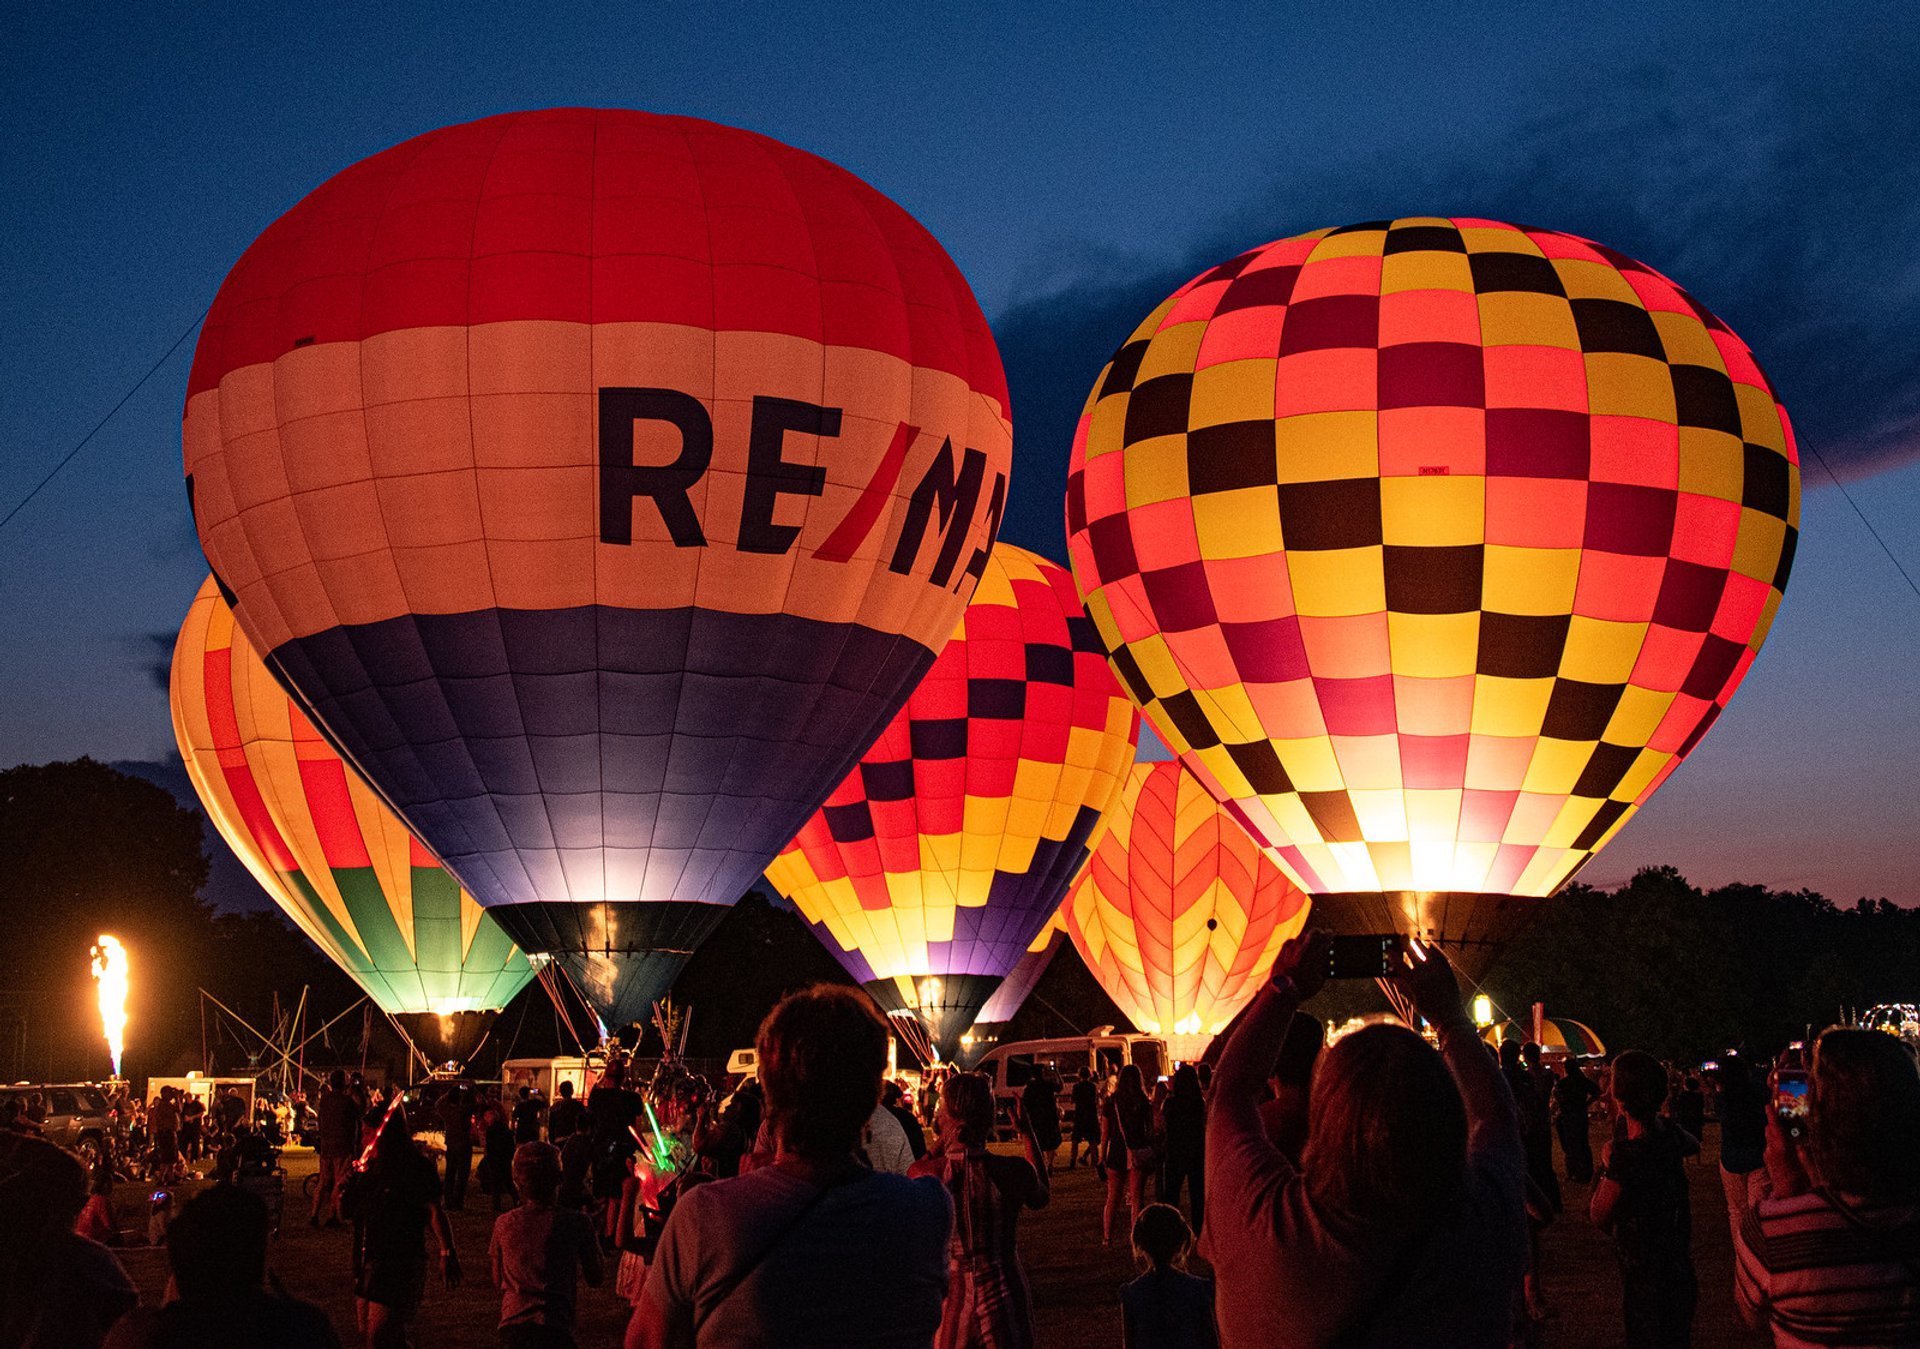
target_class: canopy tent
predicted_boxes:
[1483,1016,1606,1057]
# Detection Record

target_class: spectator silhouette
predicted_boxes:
[625,984,952,1348]
[1591,1050,1697,1348]
[1205,930,1527,1347]
[1160,1065,1207,1234]
[1121,1203,1218,1349]
[349,1109,460,1348]
[104,1184,337,1348]
[0,1132,137,1349]
[1551,1060,1598,1183]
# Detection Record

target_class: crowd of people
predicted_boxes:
[5,933,1919,1348]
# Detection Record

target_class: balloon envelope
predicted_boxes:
[1062,760,1309,1061]
[766,544,1139,1058]
[171,577,534,1061]
[181,109,1011,978]
[1067,218,1798,960]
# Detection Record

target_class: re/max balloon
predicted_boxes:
[766,544,1139,1060]
[172,576,534,1065]
[1062,761,1309,1062]
[1067,219,1797,969]
[181,109,1011,999]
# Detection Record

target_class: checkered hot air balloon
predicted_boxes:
[765,544,1140,1061]
[1062,760,1310,1062]
[1066,219,1798,976]
[172,577,534,1065]
[180,110,1011,1023]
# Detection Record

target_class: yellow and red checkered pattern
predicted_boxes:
[1061,760,1308,1062]
[1066,219,1799,898]
[766,543,1139,1030]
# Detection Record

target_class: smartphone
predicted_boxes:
[1327,933,1406,979]
[1773,1069,1810,1140]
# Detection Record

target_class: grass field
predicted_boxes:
[111,1121,1766,1348]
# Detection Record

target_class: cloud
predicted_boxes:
[136,630,173,692]
[991,39,1920,557]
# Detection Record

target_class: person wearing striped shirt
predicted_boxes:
[1724,1028,1920,1347]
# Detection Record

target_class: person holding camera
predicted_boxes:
[1724,1028,1920,1345]
[1203,929,1527,1348]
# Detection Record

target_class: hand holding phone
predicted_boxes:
[1327,934,1406,979]
[1772,1070,1810,1142]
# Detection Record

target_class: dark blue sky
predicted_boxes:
[4,3,1916,902]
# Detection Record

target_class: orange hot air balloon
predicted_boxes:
[1067,219,1798,973]
[1062,760,1309,1061]
[180,110,1010,1018]
[172,577,534,1065]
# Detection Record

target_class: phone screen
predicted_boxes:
[1774,1073,1810,1139]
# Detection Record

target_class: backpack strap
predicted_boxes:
[693,1164,865,1334]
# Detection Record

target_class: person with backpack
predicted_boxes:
[624,985,952,1348]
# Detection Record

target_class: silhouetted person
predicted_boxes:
[1070,1070,1103,1176]
[1160,1065,1207,1234]
[1104,1065,1155,1245]
[437,1084,475,1211]
[104,1185,337,1348]
[1713,1055,1769,1187]
[1591,1051,1697,1348]
[513,1087,546,1146]
[491,1141,605,1348]
[885,1081,929,1162]
[625,984,952,1348]
[1726,1029,1920,1343]
[1512,1041,1561,1214]
[1551,1060,1598,1183]
[547,1079,585,1144]
[349,1110,460,1348]
[1121,1203,1217,1349]
[313,1070,359,1227]
[0,1132,136,1349]
[911,1072,1049,1348]
[1206,932,1527,1347]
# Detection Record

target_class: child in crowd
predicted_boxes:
[1120,1203,1217,1349]
[490,1141,605,1349]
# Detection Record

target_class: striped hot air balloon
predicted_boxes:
[1062,760,1310,1062]
[172,576,533,1065]
[180,109,1011,1024]
[766,544,1139,1060]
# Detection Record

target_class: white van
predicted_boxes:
[971,1029,1168,1136]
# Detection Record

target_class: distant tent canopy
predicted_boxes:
[1483,1016,1605,1057]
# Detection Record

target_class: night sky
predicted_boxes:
[4,4,1916,903]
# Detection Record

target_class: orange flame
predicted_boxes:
[90,935,128,1077]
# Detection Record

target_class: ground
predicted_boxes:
[111,1120,1766,1347]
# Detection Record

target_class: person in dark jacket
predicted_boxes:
[312,1071,359,1227]
[1591,1050,1697,1348]
[1552,1059,1599,1183]
[1159,1064,1207,1233]
[1020,1068,1062,1173]
[435,1085,474,1211]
